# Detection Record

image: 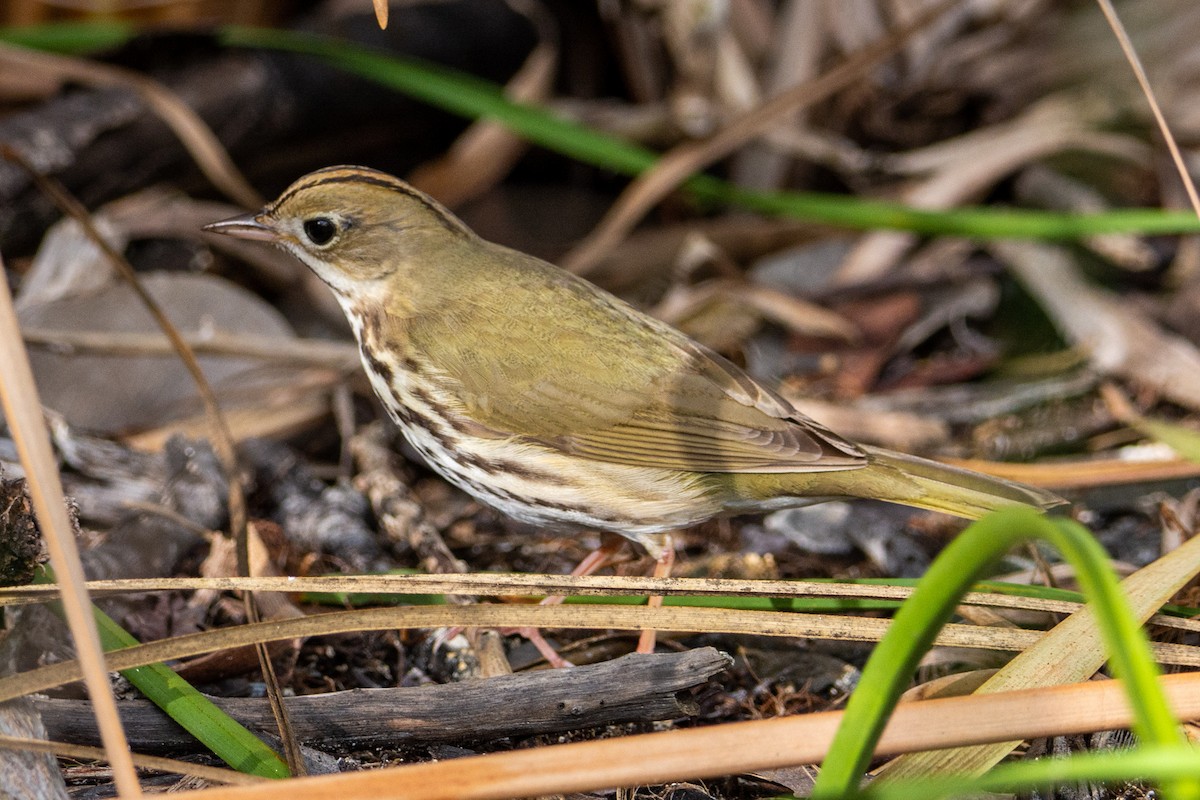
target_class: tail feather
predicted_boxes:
[855,446,1065,520]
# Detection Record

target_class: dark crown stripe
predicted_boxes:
[270,166,470,236]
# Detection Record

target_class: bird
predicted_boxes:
[205,165,1063,658]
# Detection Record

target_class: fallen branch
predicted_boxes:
[35,648,731,752]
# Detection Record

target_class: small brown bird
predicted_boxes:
[205,165,1060,575]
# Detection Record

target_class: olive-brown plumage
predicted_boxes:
[206,166,1062,556]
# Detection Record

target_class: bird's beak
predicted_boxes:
[202,213,279,242]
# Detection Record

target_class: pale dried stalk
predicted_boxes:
[372,0,388,29]
[20,327,358,367]
[1095,0,1200,219]
[5,572,1200,634]
[0,734,263,786]
[0,253,141,796]
[3,603,1199,706]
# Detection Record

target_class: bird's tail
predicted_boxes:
[855,446,1065,520]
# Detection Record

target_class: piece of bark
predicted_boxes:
[0,471,43,586]
[36,648,732,752]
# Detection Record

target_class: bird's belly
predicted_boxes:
[355,343,718,540]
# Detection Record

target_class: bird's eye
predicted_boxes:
[303,217,338,246]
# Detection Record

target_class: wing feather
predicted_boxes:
[405,245,867,475]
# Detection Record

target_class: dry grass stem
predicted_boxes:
[0,255,141,794]
[947,454,1200,490]
[1095,0,1200,218]
[5,572,1200,633]
[4,603,1200,706]
[371,0,388,30]
[19,328,359,367]
[0,734,264,786]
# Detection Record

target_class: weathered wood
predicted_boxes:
[0,699,69,800]
[36,648,731,752]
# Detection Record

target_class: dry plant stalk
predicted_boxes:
[0,734,262,787]
[0,254,141,794]
[3,602,1199,708]
[5,572,1200,634]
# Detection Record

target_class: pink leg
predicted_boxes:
[514,534,629,666]
[518,626,575,669]
[539,534,627,606]
[636,534,675,654]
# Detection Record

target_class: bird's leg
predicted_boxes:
[540,532,628,606]
[439,535,629,668]
[636,533,675,654]
[512,532,629,667]
[517,627,574,669]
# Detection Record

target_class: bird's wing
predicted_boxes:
[547,337,866,473]
[406,265,866,474]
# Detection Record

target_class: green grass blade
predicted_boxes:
[859,745,1200,800]
[0,21,133,54]
[300,590,447,607]
[218,26,662,177]
[810,508,1194,799]
[37,567,289,778]
[5,22,1200,239]
[219,27,1200,239]
[566,593,902,612]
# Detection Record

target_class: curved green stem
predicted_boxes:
[811,507,1193,798]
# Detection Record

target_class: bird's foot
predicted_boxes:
[512,625,574,669]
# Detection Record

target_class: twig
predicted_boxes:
[20,327,358,367]
[36,649,731,751]
[0,734,263,786]
[3,604,1198,705]
[1094,0,1200,220]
